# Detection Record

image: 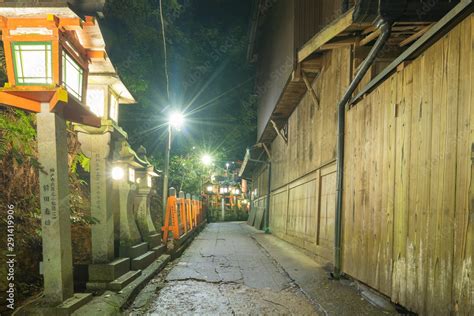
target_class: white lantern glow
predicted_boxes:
[12,42,53,85]
[62,52,84,100]
[86,87,106,117]
[128,168,135,183]
[112,166,125,180]
[109,93,119,122]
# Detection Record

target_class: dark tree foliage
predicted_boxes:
[101,0,257,166]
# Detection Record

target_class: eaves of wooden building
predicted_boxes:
[240,0,473,314]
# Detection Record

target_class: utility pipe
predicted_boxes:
[341,0,350,13]
[333,19,392,278]
[264,161,272,234]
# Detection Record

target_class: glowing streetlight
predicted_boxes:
[169,111,185,130]
[163,110,185,217]
[201,154,213,166]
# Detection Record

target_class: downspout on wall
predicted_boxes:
[333,19,393,278]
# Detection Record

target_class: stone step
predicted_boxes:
[146,233,162,249]
[152,244,166,257]
[108,270,142,291]
[126,242,149,259]
[88,257,130,282]
[56,293,93,315]
[131,251,156,270]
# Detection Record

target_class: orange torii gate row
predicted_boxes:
[162,187,205,245]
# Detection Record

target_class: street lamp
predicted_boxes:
[169,111,185,130]
[162,110,185,219]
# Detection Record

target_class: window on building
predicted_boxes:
[12,42,53,85]
[62,52,84,100]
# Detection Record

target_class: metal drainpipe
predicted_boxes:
[333,19,393,279]
[264,161,272,234]
[341,0,350,13]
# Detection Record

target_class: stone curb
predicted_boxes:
[73,222,207,315]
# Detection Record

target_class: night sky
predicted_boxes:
[102,0,256,164]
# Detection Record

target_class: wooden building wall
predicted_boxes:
[252,13,472,315]
[294,0,353,50]
[255,47,351,263]
[342,15,473,315]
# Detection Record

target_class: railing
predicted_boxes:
[161,187,205,245]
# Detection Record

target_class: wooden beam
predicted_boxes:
[270,120,288,144]
[301,57,323,73]
[87,50,107,60]
[0,91,41,112]
[399,24,433,47]
[320,37,358,50]
[298,8,355,63]
[302,71,320,111]
[351,0,473,105]
[359,29,381,46]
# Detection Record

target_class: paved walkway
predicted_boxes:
[127,222,395,315]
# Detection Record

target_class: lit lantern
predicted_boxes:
[0,7,114,127]
[85,68,135,125]
[112,162,141,184]
[128,167,135,183]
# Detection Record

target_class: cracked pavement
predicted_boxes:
[128,222,319,315]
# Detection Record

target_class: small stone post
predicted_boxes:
[37,104,73,304]
[115,164,142,257]
[135,169,160,248]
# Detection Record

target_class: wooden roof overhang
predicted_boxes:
[258,1,461,144]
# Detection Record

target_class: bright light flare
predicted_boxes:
[168,111,185,130]
[201,154,213,166]
[112,166,125,180]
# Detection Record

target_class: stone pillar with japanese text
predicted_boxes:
[77,131,116,263]
[37,105,74,304]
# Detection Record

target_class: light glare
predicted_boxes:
[169,111,185,130]
[201,154,213,166]
[112,166,125,180]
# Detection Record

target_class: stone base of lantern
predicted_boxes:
[86,257,131,291]
[119,241,149,260]
[145,233,162,249]
[152,244,167,257]
[20,293,92,316]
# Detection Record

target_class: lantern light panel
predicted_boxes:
[128,168,135,183]
[12,42,53,85]
[147,174,152,188]
[62,52,84,100]
[86,87,106,118]
[109,93,119,122]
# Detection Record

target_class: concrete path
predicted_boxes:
[127,222,396,315]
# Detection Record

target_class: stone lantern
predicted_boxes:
[70,12,136,291]
[0,4,108,311]
[112,142,156,271]
[134,146,164,256]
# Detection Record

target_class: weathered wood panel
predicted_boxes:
[255,47,351,262]
[343,15,473,315]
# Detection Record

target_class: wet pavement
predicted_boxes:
[126,222,395,315]
[127,222,319,315]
